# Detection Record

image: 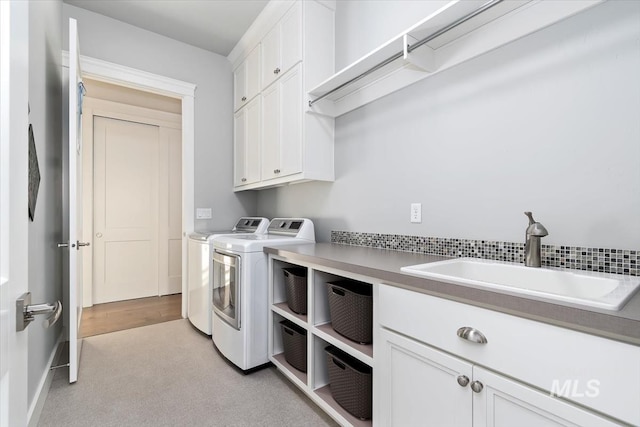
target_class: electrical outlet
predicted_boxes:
[196,208,212,220]
[410,203,422,223]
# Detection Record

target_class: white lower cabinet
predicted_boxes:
[378,328,472,427]
[379,328,622,427]
[266,257,636,427]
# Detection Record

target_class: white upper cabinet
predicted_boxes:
[233,44,261,112]
[261,64,302,181]
[229,0,335,191]
[261,2,302,90]
[234,97,261,187]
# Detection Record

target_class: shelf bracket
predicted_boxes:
[403,34,435,72]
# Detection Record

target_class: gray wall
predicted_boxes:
[27,0,63,408]
[257,0,640,249]
[62,4,257,232]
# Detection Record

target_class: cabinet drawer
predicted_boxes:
[378,284,640,426]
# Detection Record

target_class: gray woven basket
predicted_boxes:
[326,280,373,344]
[280,320,307,372]
[283,268,307,314]
[325,346,372,420]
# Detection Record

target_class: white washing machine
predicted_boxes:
[211,218,315,371]
[186,217,269,335]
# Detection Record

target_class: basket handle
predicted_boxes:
[330,286,345,297]
[332,357,346,370]
[283,326,294,335]
[283,270,290,278]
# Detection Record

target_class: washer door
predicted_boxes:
[212,250,241,330]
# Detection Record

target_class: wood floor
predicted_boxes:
[80,294,182,338]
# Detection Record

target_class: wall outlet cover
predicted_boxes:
[196,208,212,219]
[411,203,422,223]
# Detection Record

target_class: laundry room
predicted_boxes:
[1,1,639,426]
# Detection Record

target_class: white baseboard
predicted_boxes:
[27,333,65,427]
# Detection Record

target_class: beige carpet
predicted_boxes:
[39,319,337,426]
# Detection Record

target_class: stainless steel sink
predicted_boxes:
[401,258,640,310]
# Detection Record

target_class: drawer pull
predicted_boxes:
[470,380,484,393]
[457,375,469,387]
[332,358,346,370]
[457,326,488,344]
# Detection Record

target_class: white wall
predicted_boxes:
[27,0,63,411]
[62,4,257,231]
[258,0,640,249]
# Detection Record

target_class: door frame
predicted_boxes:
[63,52,196,317]
[81,98,182,306]
[0,0,30,425]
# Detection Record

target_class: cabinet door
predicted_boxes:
[280,1,301,76]
[261,24,280,90]
[233,108,246,186]
[233,61,246,112]
[378,328,473,427]
[245,45,261,102]
[244,97,261,185]
[279,65,302,177]
[473,367,622,427]
[234,97,261,187]
[261,2,301,90]
[261,82,280,180]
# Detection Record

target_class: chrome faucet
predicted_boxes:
[524,212,548,267]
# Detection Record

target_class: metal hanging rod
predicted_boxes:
[309,0,504,107]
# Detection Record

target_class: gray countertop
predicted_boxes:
[265,243,640,346]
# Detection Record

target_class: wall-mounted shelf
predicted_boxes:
[307,0,603,118]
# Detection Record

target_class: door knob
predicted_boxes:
[16,292,63,332]
[77,241,90,249]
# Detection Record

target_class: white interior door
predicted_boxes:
[0,1,29,422]
[68,17,88,384]
[93,116,160,304]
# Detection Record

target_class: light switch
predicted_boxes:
[410,203,422,223]
[196,208,212,219]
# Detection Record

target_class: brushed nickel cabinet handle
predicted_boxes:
[241,96,247,101]
[471,380,484,393]
[457,326,488,344]
[274,67,280,74]
[457,375,470,387]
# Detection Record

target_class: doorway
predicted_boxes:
[68,53,197,320]
[80,80,183,333]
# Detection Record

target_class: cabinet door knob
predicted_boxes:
[457,375,469,387]
[470,380,484,393]
[457,327,488,344]
[274,169,280,174]
[241,178,247,182]
[274,67,280,74]
[241,96,247,102]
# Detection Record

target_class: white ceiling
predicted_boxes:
[64,0,269,56]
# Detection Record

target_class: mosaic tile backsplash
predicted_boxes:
[331,231,639,276]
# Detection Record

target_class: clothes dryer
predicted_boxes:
[186,217,269,335]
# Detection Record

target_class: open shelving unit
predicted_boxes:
[307,0,604,117]
[268,256,374,427]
